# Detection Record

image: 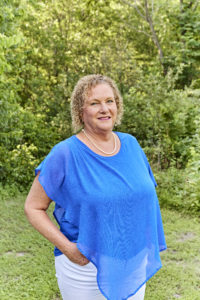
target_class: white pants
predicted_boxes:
[55,254,146,300]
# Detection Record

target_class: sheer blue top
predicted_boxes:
[35,132,167,300]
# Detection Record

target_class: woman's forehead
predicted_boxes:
[86,83,114,101]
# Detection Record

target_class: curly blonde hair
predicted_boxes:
[70,74,123,132]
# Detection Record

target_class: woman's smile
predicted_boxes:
[98,116,111,120]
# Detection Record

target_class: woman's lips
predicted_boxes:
[98,117,111,120]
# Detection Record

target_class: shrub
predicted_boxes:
[5,143,39,191]
[119,71,197,169]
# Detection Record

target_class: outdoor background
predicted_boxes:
[0,0,200,299]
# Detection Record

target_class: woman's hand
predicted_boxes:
[65,242,90,266]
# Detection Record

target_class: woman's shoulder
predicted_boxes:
[47,135,77,156]
[116,132,143,152]
[115,131,137,142]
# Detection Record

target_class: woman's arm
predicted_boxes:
[24,174,89,266]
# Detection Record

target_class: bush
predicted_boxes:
[0,182,21,200]
[4,144,39,191]
[119,70,198,169]
[183,109,200,212]
[156,166,200,214]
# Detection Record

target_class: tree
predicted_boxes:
[120,0,168,74]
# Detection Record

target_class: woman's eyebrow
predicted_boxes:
[89,97,114,101]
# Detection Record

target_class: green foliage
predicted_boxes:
[156,167,188,210]
[156,165,200,214]
[164,0,200,87]
[6,143,39,190]
[0,0,200,215]
[119,69,196,168]
[154,93,200,213]
[183,99,200,212]
[0,182,20,200]
[0,0,28,187]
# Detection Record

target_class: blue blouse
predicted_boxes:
[35,132,167,300]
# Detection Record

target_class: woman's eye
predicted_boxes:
[107,99,114,103]
[91,102,98,106]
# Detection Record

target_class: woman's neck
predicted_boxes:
[83,128,113,142]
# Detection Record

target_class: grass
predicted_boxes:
[0,194,199,300]
[145,210,200,300]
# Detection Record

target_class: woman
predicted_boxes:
[25,74,167,300]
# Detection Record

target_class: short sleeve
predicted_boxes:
[134,137,157,187]
[141,149,157,187]
[35,143,67,208]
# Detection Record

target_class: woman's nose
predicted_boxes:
[99,102,109,112]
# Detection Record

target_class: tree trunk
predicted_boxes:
[144,0,167,75]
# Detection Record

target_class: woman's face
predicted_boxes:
[82,83,117,134]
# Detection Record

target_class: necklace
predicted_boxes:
[82,129,117,155]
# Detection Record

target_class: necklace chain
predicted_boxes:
[82,129,117,155]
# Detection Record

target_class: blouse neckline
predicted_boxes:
[73,131,123,159]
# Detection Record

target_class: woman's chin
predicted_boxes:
[96,125,114,133]
[95,120,114,131]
